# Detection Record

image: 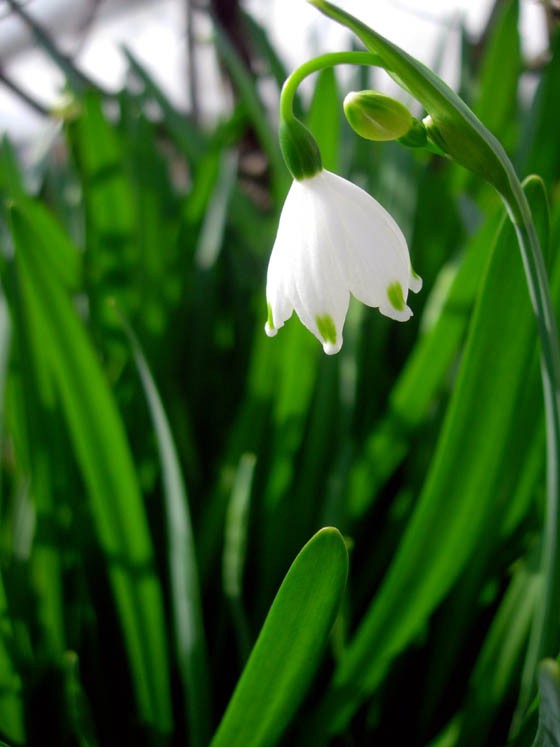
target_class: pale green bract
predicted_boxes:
[264,168,422,354]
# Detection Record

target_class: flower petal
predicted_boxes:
[319,170,412,310]
[379,280,413,321]
[265,181,302,334]
[264,168,420,353]
[409,267,423,294]
[289,175,349,351]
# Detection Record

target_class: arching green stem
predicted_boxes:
[278,52,383,180]
[279,51,382,123]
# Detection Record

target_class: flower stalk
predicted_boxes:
[278,51,380,180]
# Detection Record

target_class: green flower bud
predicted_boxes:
[279,117,322,181]
[343,90,413,142]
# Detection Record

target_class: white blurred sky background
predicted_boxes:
[0,0,550,143]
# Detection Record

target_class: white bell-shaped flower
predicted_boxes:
[265,168,422,354]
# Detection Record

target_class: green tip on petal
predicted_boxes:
[387,282,405,311]
[409,268,423,294]
[265,303,277,337]
[316,314,337,343]
[343,90,413,142]
[316,314,341,354]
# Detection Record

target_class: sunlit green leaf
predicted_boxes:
[210,527,348,747]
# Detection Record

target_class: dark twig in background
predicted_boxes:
[185,0,200,122]
[3,0,110,96]
[0,65,49,116]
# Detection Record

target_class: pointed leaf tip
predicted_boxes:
[210,526,348,747]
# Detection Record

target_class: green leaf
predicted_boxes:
[9,204,172,733]
[210,527,348,747]
[4,257,68,660]
[520,34,560,189]
[223,453,257,662]
[5,196,81,291]
[473,0,520,143]
[121,313,211,747]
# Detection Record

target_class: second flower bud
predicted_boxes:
[343,90,419,143]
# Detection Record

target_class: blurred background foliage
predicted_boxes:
[1,0,560,745]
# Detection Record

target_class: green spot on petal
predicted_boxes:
[387,282,405,311]
[267,302,274,329]
[316,314,337,345]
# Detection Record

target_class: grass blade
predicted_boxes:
[121,312,211,747]
[223,453,256,663]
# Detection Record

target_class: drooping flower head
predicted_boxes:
[265,169,421,354]
[265,73,421,354]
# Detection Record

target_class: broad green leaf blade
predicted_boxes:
[6,196,81,291]
[122,314,211,747]
[473,0,520,144]
[520,34,560,188]
[5,261,67,660]
[316,176,549,737]
[210,527,348,747]
[9,205,172,733]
